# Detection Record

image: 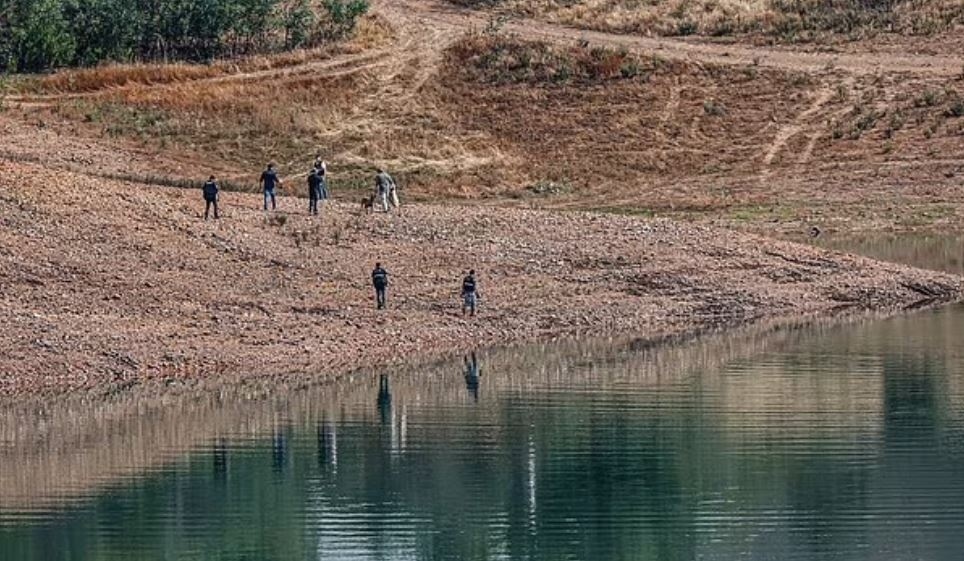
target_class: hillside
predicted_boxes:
[460,0,964,45]
[3,0,963,236]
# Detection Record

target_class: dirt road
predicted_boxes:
[386,0,964,76]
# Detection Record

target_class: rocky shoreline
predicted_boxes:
[1,159,962,399]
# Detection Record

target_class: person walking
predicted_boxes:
[388,176,400,210]
[260,163,283,211]
[316,159,329,203]
[461,269,479,317]
[375,168,396,213]
[372,262,389,310]
[308,168,322,215]
[202,175,220,220]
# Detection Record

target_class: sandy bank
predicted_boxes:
[1,159,961,398]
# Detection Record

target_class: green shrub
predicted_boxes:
[0,0,370,72]
[703,99,727,116]
[947,98,964,118]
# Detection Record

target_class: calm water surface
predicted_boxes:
[2,239,964,561]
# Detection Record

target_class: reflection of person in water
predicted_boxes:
[317,417,337,471]
[464,352,481,402]
[377,374,392,425]
[272,426,288,474]
[212,437,228,480]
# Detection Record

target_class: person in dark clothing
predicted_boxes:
[308,168,322,215]
[461,269,478,316]
[260,163,283,211]
[372,262,389,310]
[202,175,219,220]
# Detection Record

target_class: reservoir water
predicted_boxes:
[2,236,964,561]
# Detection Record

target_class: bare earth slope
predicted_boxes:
[5,0,963,235]
[1,130,960,398]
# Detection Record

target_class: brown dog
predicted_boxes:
[360,194,375,213]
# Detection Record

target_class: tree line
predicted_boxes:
[0,0,369,73]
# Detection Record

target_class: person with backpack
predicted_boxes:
[461,269,479,317]
[260,163,283,211]
[372,262,389,310]
[202,175,219,220]
[307,168,323,215]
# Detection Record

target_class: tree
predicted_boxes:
[320,0,368,40]
[6,0,76,71]
[282,0,313,49]
[0,0,370,72]
[62,0,141,65]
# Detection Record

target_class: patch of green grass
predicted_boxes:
[729,205,796,222]
[896,204,955,228]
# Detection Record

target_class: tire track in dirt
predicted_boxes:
[797,78,856,165]
[3,48,393,108]
[9,0,957,111]
[760,83,835,180]
[384,0,964,77]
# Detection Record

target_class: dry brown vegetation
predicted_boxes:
[464,0,964,42]
[3,0,964,235]
[12,14,394,95]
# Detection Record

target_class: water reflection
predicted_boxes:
[465,353,481,402]
[318,417,337,472]
[2,307,964,560]
[818,234,964,276]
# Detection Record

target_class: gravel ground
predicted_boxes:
[1,158,961,399]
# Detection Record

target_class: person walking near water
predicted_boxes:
[372,262,389,310]
[308,168,323,215]
[375,168,397,213]
[260,163,283,211]
[202,175,220,220]
[461,269,479,317]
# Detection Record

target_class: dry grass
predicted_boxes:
[448,31,655,84]
[438,33,812,200]
[37,64,229,94]
[26,14,394,95]
[13,12,964,233]
[481,0,964,41]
